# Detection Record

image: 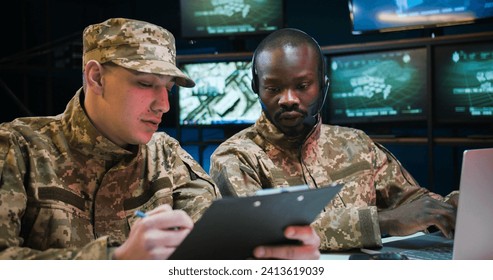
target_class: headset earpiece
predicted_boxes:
[251,52,259,94]
[318,74,330,113]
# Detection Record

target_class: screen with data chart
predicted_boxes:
[178,60,261,126]
[434,41,493,123]
[180,0,284,38]
[327,47,428,124]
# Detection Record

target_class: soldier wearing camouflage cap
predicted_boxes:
[0,18,321,260]
[210,28,459,251]
[0,17,218,260]
[82,17,195,88]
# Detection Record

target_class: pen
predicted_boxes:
[134,209,181,230]
[134,210,147,218]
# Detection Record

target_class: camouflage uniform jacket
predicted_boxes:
[210,112,443,251]
[0,88,219,259]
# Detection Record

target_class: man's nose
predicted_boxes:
[152,87,170,114]
[278,88,300,107]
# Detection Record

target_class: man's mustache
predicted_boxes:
[274,108,307,119]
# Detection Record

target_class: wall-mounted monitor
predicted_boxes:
[349,0,493,35]
[433,41,493,124]
[178,60,261,126]
[180,0,284,38]
[327,47,428,124]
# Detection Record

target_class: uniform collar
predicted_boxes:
[61,88,135,160]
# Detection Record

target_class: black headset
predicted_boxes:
[250,29,329,118]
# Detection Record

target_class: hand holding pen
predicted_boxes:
[134,210,148,218]
[135,210,182,231]
[112,204,194,260]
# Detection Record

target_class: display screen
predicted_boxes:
[180,0,284,38]
[434,41,493,123]
[328,48,428,124]
[349,0,493,34]
[178,60,261,126]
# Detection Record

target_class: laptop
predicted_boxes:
[361,147,493,260]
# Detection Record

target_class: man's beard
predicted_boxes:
[272,108,309,137]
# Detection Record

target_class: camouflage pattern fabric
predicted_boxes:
[83,17,194,88]
[210,112,444,251]
[0,89,219,259]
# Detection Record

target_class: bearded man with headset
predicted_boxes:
[209,28,459,252]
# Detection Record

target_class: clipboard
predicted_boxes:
[169,183,343,260]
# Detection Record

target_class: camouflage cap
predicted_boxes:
[83,18,195,87]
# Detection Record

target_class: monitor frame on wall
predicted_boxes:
[326,46,429,126]
[348,0,493,35]
[433,39,493,125]
[176,55,261,127]
[179,0,285,39]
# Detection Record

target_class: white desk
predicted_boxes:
[319,232,424,260]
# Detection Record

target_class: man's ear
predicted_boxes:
[84,60,104,95]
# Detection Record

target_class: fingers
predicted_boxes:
[415,197,457,238]
[428,213,455,239]
[284,225,320,246]
[137,207,194,231]
[139,208,194,247]
[140,225,191,249]
[119,207,194,260]
[254,243,320,260]
[379,196,458,237]
[426,199,457,239]
[253,226,320,260]
[146,246,178,260]
[445,193,460,208]
[116,224,190,260]
[434,225,454,239]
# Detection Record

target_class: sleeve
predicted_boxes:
[312,206,382,251]
[210,142,381,251]
[210,142,265,197]
[0,129,112,260]
[303,137,445,252]
[170,141,221,223]
[372,141,444,209]
[210,132,446,252]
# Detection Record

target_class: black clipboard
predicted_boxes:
[169,183,343,260]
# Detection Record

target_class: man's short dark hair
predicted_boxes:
[251,28,324,93]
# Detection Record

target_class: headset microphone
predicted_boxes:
[304,75,329,126]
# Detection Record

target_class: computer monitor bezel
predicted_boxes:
[179,0,285,39]
[176,54,261,128]
[325,46,429,126]
[433,39,493,125]
[348,0,493,35]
